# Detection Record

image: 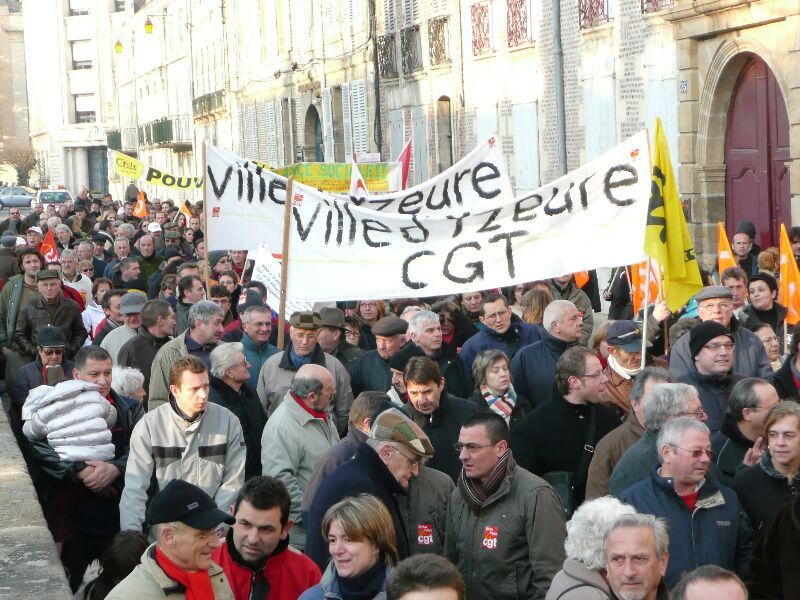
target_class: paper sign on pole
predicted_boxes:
[250,246,313,314]
[109,150,203,190]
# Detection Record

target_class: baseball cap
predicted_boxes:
[147,479,235,529]
[120,292,147,315]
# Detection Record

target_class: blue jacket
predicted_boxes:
[459,320,544,374]
[241,332,279,391]
[510,332,578,408]
[619,466,753,587]
[299,562,389,600]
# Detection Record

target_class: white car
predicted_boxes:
[35,186,74,205]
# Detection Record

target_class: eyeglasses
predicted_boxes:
[581,371,605,379]
[439,316,454,324]
[81,268,94,273]
[40,348,64,356]
[345,329,360,337]
[698,302,732,312]
[453,442,496,454]
[170,524,220,542]
[671,445,713,460]
[391,445,423,467]
[703,342,734,352]
[679,409,706,418]
[483,309,509,321]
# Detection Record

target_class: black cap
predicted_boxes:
[373,316,408,337]
[689,320,732,359]
[36,325,66,347]
[734,221,757,239]
[606,320,647,352]
[388,341,426,372]
[147,479,235,529]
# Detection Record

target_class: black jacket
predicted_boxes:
[711,414,755,487]
[431,345,472,399]
[117,329,172,404]
[401,392,477,482]
[468,387,533,432]
[745,494,800,599]
[734,452,800,538]
[510,331,578,408]
[10,357,76,417]
[329,339,363,377]
[208,375,267,480]
[349,349,393,397]
[677,369,745,433]
[770,357,799,401]
[14,294,87,360]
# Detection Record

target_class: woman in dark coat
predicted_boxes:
[432,300,478,354]
[468,348,532,432]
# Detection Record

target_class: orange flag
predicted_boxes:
[133,191,147,218]
[717,222,736,274]
[631,260,661,316]
[40,229,59,264]
[574,271,590,288]
[779,223,800,325]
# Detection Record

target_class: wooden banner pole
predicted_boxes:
[277,176,294,350]
[201,143,211,295]
[641,258,651,370]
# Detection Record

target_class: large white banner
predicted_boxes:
[207,132,651,301]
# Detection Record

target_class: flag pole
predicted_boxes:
[277,176,294,350]
[655,263,669,355]
[641,257,651,370]
[201,143,211,294]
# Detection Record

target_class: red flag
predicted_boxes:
[133,191,147,218]
[396,139,411,190]
[41,229,59,264]
[779,223,800,325]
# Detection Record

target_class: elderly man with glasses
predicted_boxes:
[669,285,772,379]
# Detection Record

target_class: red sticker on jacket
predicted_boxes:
[417,524,433,545]
[482,526,498,549]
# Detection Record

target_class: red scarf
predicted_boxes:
[291,391,328,420]
[155,546,215,600]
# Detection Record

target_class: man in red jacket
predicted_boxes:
[212,476,321,600]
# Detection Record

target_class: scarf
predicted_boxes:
[291,391,328,420]
[607,354,642,380]
[155,546,215,600]
[289,346,314,369]
[338,559,386,600]
[458,450,513,513]
[480,383,517,422]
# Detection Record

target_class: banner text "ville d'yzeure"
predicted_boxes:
[205,132,651,301]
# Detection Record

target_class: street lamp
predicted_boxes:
[144,17,154,34]
[114,39,123,54]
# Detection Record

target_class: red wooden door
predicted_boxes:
[725,55,790,248]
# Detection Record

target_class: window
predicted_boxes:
[471,2,493,57]
[74,94,96,123]
[428,16,450,65]
[378,34,398,78]
[579,0,610,28]
[401,25,423,74]
[71,40,92,70]
[114,0,126,11]
[68,0,91,15]
[507,0,532,47]
[641,0,674,12]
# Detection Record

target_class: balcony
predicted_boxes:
[138,115,192,149]
[378,34,398,79]
[579,0,611,28]
[401,25,423,75]
[641,0,674,12]
[428,16,450,66]
[193,90,227,117]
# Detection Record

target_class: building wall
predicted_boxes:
[0,2,28,183]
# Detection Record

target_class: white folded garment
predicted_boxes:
[48,428,112,448]
[53,443,116,462]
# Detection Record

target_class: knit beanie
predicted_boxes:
[208,250,226,270]
[689,320,732,359]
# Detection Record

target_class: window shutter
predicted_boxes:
[411,105,429,183]
[321,87,335,162]
[341,82,353,160]
[350,79,368,154]
[264,101,278,165]
[275,99,285,166]
[256,100,269,161]
[246,104,258,159]
[385,0,396,33]
[403,0,419,26]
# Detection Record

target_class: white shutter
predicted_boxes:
[341,82,353,160]
[321,87,335,162]
[430,0,448,16]
[264,102,278,166]
[275,99,285,166]
[403,0,419,26]
[348,0,365,31]
[512,102,540,193]
[385,0,396,32]
[411,105,428,183]
[326,0,338,24]
[256,100,269,160]
[246,104,258,159]
[389,108,404,160]
[350,79,368,154]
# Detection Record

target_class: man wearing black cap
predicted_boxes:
[350,315,407,397]
[0,231,19,280]
[669,286,772,379]
[316,306,362,374]
[108,479,235,599]
[739,272,788,346]
[256,310,354,434]
[14,269,87,362]
[677,320,747,433]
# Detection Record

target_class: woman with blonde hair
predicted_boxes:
[521,287,553,326]
[300,494,397,599]
[355,300,387,351]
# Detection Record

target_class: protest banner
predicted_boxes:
[206,131,652,301]
[250,245,313,314]
[273,162,402,192]
[109,150,203,190]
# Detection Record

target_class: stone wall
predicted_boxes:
[0,402,71,599]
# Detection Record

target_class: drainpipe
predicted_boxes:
[553,0,567,175]
[369,0,383,154]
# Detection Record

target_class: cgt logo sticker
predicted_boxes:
[417,524,434,545]
[482,526,498,549]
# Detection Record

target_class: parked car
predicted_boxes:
[35,186,74,205]
[0,186,34,208]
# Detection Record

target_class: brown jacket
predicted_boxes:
[584,411,645,500]
[598,356,668,413]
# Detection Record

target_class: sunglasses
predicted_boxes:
[40,348,64,356]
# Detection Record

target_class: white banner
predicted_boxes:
[207,132,651,301]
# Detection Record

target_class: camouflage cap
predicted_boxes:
[164,230,182,240]
[289,310,322,331]
[370,407,434,459]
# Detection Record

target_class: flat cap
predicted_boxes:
[370,407,434,459]
[289,310,322,330]
[694,286,733,302]
[373,316,408,337]
[36,269,60,282]
[319,307,346,330]
[164,230,182,240]
[120,292,147,314]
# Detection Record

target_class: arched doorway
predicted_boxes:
[304,105,324,162]
[725,55,790,247]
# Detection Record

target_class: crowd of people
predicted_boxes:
[2,196,797,600]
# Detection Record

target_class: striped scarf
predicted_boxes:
[480,383,517,423]
[458,450,513,513]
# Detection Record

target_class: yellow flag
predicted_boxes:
[643,118,704,312]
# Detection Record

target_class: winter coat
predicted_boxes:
[260,391,340,549]
[256,343,354,435]
[548,281,594,346]
[106,543,234,600]
[350,349,393,397]
[745,494,800,599]
[305,442,409,570]
[398,465,453,557]
[241,332,279,392]
[212,532,322,600]
[770,356,800,401]
[0,274,37,348]
[609,430,661,497]
[298,562,389,600]
[147,331,191,412]
[598,355,668,415]
[208,375,267,480]
[401,392,478,482]
[328,338,363,376]
[734,451,800,537]
[444,458,566,600]
[432,345,473,399]
[174,299,192,334]
[511,332,579,408]
[117,329,172,404]
[677,369,745,433]
[14,294,87,360]
[738,302,789,348]
[585,412,644,500]
[711,415,755,487]
[669,317,772,379]
[301,427,368,514]
[81,302,105,341]
[0,247,19,281]
[120,400,246,532]
[545,558,610,600]
[100,323,138,363]
[468,387,533,432]
[619,466,753,587]
[458,321,545,374]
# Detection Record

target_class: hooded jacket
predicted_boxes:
[444,457,566,599]
[511,332,579,409]
[458,320,545,373]
[734,450,800,537]
[619,466,753,587]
